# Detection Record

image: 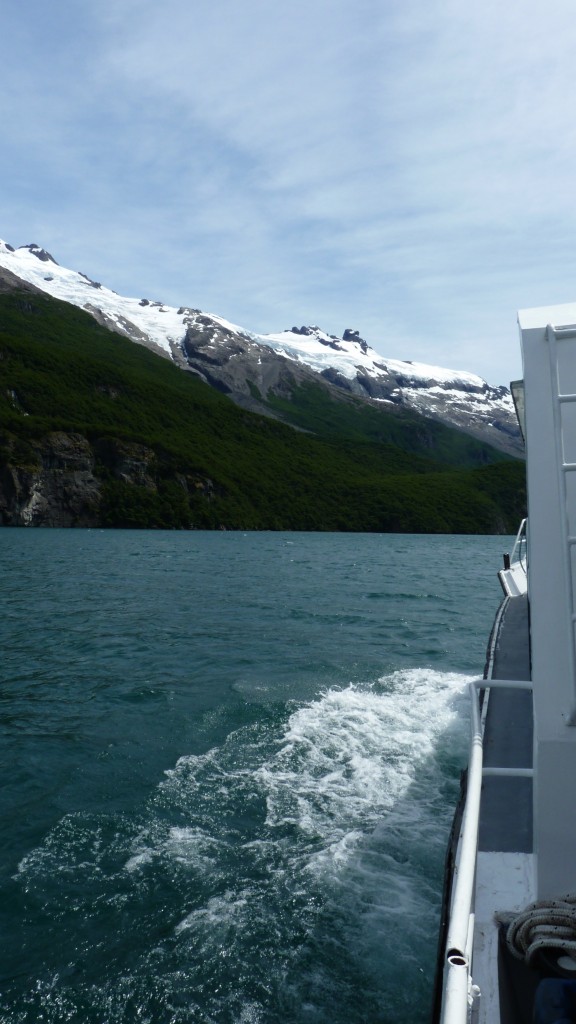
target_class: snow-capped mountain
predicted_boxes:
[0,241,522,457]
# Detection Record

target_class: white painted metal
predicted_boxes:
[440,304,576,1021]
[440,679,533,1024]
[440,301,576,1015]
[441,960,471,1024]
[478,679,533,691]
[472,852,535,1024]
[498,562,528,598]
[444,683,484,962]
[498,519,528,598]
[546,325,576,722]
[518,305,576,898]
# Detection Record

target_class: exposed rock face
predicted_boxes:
[0,433,101,526]
[0,267,43,295]
[181,317,329,419]
[19,243,59,264]
[0,240,524,459]
[94,438,157,489]
[178,316,523,456]
[342,328,369,353]
[0,434,164,526]
[83,304,173,361]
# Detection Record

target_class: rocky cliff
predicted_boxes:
[0,267,526,533]
[0,240,523,458]
[0,433,215,528]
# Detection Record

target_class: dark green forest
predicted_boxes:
[0,290,526,531]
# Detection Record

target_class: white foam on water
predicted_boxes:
[245,669,471,1017]
[123,668,469,900]
[142,670,469,1008]
[175,888,250,936]
[257,669,469,867]
[235,1003,263,1024]
[124,825,225,875]
[124,849,153,872]
[11,669,471,1022]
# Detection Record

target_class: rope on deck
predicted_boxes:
[499,895,576,966]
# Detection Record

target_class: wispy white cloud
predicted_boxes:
[2,0,576,383]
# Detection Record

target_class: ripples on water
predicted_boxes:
[0,530,509,1023]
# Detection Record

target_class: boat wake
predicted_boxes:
[11,669,470,1024]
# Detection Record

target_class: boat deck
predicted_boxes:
[474,592,537,1024]
[480,593,532,854]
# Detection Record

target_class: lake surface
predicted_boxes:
[0,529,511,1023]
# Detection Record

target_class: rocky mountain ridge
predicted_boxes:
[0,240,522,457]
[0,283,526,531]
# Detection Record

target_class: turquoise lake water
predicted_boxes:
[0,529,511,1023]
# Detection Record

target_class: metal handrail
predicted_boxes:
[500,521,528,598]
[440,677,533,1024]
[510,520,524,569]
[510,518,527,573]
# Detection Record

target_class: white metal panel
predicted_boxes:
[473,852,535,1024]
[518,307,576,898]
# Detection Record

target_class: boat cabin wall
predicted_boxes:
[518,309,576,898]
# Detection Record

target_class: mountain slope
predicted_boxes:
[0,241,522,458]
[0,288,525,531]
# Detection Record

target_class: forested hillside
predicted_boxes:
[0,290,526,531]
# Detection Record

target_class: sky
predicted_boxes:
[2,0,576,386]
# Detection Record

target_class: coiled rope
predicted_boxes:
[502,894,576,966]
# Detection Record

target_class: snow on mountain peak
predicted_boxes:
[0,237,522,456]
[0,240,190,358]
[0,239,494,390]
[18,243,59,264]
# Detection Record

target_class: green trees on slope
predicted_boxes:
[0,291,526,532]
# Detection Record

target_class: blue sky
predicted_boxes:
[2,0,576,385]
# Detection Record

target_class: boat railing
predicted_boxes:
[499,518,528,597]
[509,517,527,571]
[440,677,533,1024]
